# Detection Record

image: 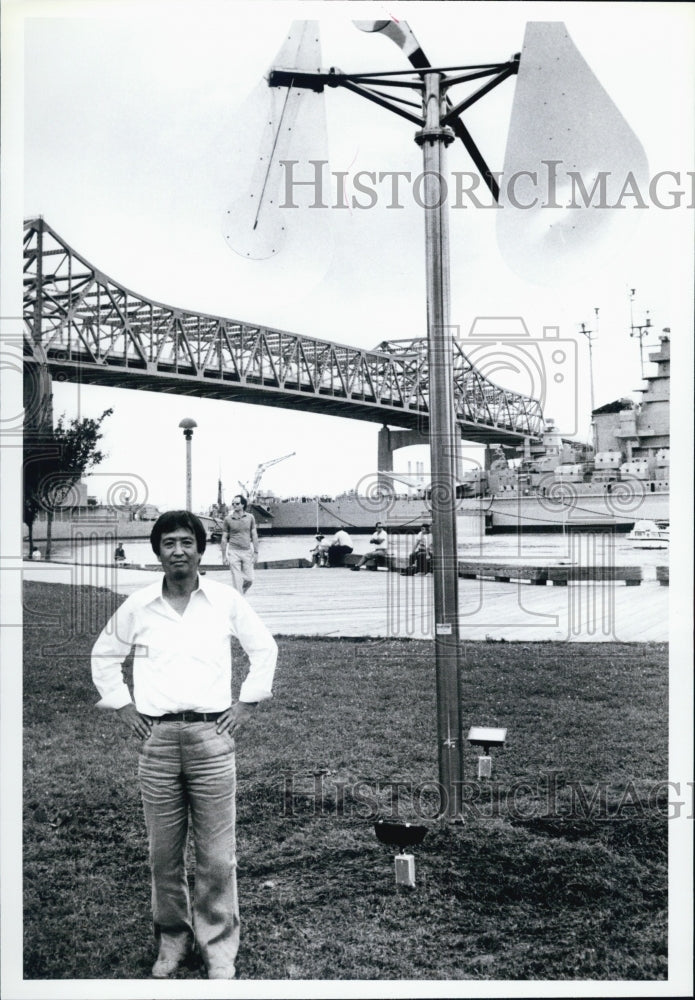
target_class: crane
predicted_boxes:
[239,452,295,504]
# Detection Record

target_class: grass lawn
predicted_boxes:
[23,581,668,981]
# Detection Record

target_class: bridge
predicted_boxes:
[23,218,543,445]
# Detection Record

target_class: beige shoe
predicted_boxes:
[207,965,236,979]
[151,934,190,978]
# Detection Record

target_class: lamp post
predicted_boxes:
[178,418,197,511]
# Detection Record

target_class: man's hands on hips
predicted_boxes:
[216,701,257,736]
[117,702,152,739]
[116,702,257,739]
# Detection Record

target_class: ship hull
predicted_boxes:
[253,486,669,535]
[483,487,669,533]
[253,496,485,535]
[29,488,669,541]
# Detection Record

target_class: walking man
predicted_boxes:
[221,494,259,593]
[91,510,277,980]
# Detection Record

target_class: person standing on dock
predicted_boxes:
[90,510,277,980]
[221,495,259,594]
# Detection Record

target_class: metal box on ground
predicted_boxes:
[394,854,415,887]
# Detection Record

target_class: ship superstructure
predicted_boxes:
[593,334,669,496]
[468,333,670,531]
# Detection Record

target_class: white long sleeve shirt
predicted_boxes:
[91,576,277,715]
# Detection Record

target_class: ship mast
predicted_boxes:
[629,288,653,380]
[579,306,599,452]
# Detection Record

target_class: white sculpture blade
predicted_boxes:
[224,21,325,260]
[497,22,649,285]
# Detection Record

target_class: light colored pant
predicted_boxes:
[227,547,255,592]
[138,721,239,972]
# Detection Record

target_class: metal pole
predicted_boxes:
[415,72,464,822]
[638,333,644,380]
[580,314,597,453]
[588,333,596,456]
[587,339,595,415]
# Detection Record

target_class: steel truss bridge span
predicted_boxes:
[23,219,543,444]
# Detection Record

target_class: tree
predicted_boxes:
[24,409,113,559]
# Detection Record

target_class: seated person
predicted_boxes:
[310,533,328,567]
[114,543,127,564]
[350,522,388,571]
[30,546,42,561]
[327,528,353,567]
[401,524,432,575]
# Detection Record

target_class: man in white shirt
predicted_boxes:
[91,510,277,981]
[350,522,389,571]
[326,527,353,567]
[400,523,433,575]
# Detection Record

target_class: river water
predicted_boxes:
[41,530,667,576]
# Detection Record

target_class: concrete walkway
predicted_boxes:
[21,561,668,642]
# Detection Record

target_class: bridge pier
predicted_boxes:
[24,360,54,436]
[378,424,467,492]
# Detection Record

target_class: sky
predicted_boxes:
[10,0,695,511]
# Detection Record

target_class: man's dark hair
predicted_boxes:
[150,510,207,555]
[232,494,248,510]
